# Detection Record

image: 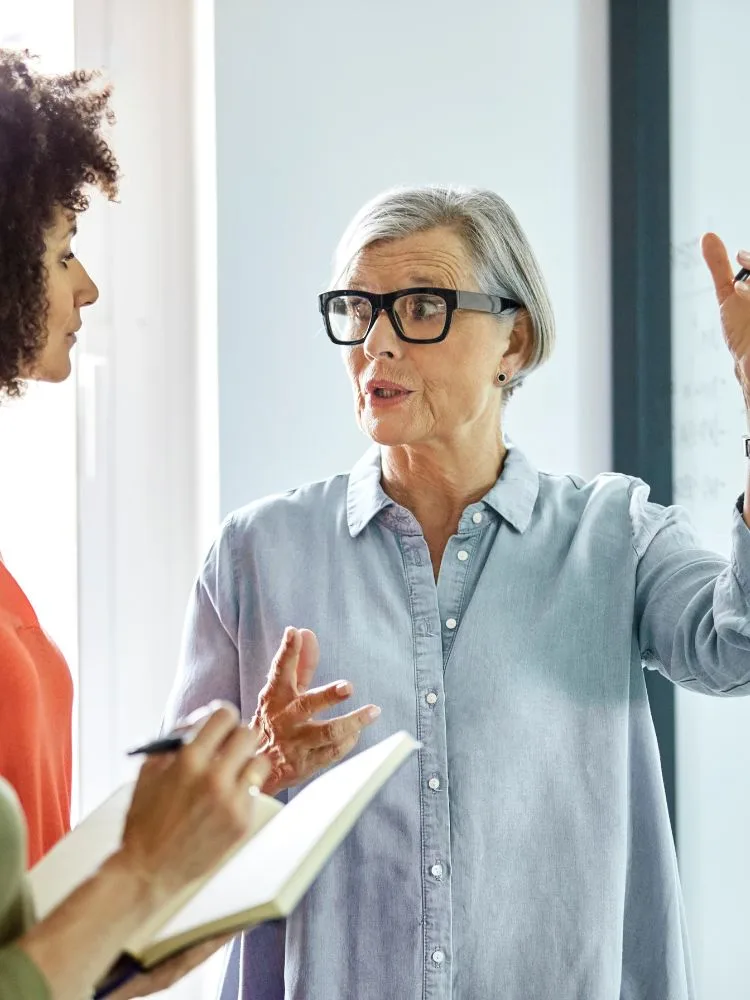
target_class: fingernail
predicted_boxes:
[366,706,382,721]
[335,681,352,696]
[739,249,750,261]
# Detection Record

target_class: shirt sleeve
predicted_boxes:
[631,480,750,694]
[0,945,51,1000]
[163,515,242,730]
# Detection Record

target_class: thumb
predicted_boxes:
[264,627,303,703]
[701,232,735,305]
[296,629,321,695]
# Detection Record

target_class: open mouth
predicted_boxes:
[373,387,407,399]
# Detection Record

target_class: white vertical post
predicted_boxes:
[73,0,204,810]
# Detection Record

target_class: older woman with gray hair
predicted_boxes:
[166,184,750,1000]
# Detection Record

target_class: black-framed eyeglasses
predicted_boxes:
[318,286,522,346]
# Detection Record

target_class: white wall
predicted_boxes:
[670,1,750,996]
[214,0,612,518]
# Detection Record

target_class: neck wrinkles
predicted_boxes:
[380,426,506,535]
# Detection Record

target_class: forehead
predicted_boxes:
[345,226,476,291]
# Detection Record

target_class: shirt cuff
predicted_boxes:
[0,944,52,1000]
[732,495,750,596]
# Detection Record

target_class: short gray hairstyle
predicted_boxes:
[332,185,555,388]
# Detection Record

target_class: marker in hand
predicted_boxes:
[126,733,188,757]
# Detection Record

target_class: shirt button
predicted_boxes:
[426,691,438,706]
[445,617,457,630]
[457,549,469,561]
[431,863,444,879]
[428,776,441,791]
[472,512,483,524]
[432,950,445,965]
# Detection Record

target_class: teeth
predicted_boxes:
[376,388,400,398]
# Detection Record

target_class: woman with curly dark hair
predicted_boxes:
[0,49,280,1000]
[0,52,114,877]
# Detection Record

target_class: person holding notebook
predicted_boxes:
[166,184,750,999]
[0,704,269,1000]
[0,48,363,1000]
[0,50,271,996]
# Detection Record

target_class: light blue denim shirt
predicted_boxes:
[165,445,750,1000]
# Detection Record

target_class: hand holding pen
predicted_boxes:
[126,703,218,757]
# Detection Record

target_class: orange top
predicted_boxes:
[0,562,72,866]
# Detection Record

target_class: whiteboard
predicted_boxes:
[671,1,750,996]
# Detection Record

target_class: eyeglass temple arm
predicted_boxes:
[456,290,521,315]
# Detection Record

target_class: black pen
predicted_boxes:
[126,733,189,756]
[735,268,750,282]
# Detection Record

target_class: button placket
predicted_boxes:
[396,531,452,997]
[439,534,474,651]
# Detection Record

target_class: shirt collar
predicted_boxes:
[480,445,539,534]
[346,444,539,538]
[347,447,394,537]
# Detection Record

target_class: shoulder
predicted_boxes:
[537,468,691,556]
[227,472,349,536]
[0,781,24,851]
[0,781,27,916]
[537,467,639,509]
[208,472,351,570]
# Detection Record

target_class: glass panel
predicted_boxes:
[670,0,750,994]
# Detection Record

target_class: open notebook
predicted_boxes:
[28,731,418,995]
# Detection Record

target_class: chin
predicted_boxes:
[359,413,419,448]
[36,357,73,384]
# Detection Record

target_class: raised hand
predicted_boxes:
[250,627,381,795]
[701,235,750,398]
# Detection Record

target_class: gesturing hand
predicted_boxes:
[251,627,381,796]
[701,235,750,398]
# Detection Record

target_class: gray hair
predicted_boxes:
[332,185,555,389]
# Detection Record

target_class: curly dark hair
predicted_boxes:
[0,49,119,396]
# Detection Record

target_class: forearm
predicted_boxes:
[15,851,166,1000]
[633,479,750,694]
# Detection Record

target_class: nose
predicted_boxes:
[74,260,99,309]
[364,307,405,361]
